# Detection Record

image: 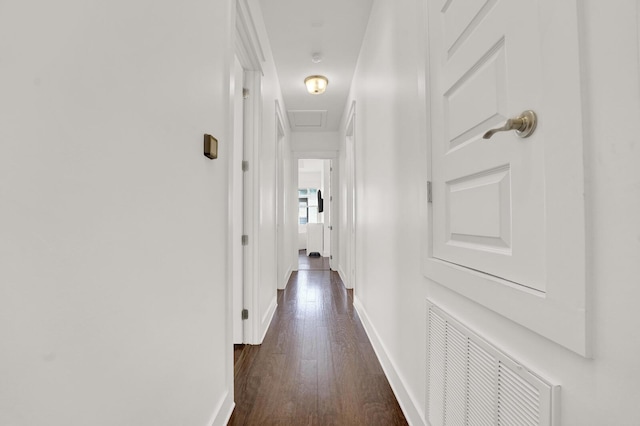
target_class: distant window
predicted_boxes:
[299,188,319,225]
[299,198,308,224]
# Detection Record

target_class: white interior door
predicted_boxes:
[426,0,587,354]
[232,56,244,344]
[430,0,584,293]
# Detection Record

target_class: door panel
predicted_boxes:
[447,165,511,252]
[443,0,496,57]
[445,42,506,149]
[426,0,587,354]
[432,0,547,291]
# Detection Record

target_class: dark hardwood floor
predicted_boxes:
[229,268,407,425]
[297,249,331,271]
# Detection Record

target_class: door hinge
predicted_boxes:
[427,181,433,203]
[242,88,249,99]
[241,309,249,320]
[330,255,333,260]
[241,235,249,246]
[242,161,249,172]
[330,195,333,201]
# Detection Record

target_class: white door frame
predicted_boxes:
[231,55,245,344]
[345,102,357,290]
[234,0,264,344]
[275,101,288,289]
[292,151,339,272]
[329,159,338,271]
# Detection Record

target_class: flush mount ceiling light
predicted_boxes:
[304,75,329,95]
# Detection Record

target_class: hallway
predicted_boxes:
[229,269,407,425]
[297,250,331,271]
[3,0,640,424]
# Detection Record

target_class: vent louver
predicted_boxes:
[427,301,559,426]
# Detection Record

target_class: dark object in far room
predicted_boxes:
[308,252,321,257]
[318,189,324,213]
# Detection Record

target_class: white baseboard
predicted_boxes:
[353,296,426,426]
[279,266,293,290]
[208,389,235,426]
[337,265,350,289]
[259,296,278,343]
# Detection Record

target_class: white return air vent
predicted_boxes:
[427,301,560,426]
[287,110,327,130]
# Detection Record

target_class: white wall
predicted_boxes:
[299,170,322,188]
[339,0,428,420]
[341,0,640,425]
[292,131,340,152]
[0,1,235,425]
[247,0,291,326]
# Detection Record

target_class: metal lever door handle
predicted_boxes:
[482,110,537,139]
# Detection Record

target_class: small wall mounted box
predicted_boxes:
[204,134,218,159]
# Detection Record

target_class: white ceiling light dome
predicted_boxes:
[304,75,329,95]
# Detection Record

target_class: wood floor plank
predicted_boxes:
[229,256,407,425]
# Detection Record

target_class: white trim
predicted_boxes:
[292,159,301,272]
[292,150,338,159]
[423,257,588,355]
[234,0,265,347]
[225,0,239,416]
[354,296,426,426]
[208,390,235,426]
[235,0,264,73]
[275,100,292,291]
[637,1,640,90]
[280,266,293,289]
[329,159,338,271]
[345,102,357,294]
[293,153,339,274]
[245,71,263,345]
[337,266,349,289]
[259,296,278,343]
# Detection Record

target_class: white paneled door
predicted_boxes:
[429,0,585,294]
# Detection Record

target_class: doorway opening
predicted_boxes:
[297,158,332,271]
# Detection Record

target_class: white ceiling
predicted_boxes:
[258,0,374,132]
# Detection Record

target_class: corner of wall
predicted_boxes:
[353,296,427,425]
